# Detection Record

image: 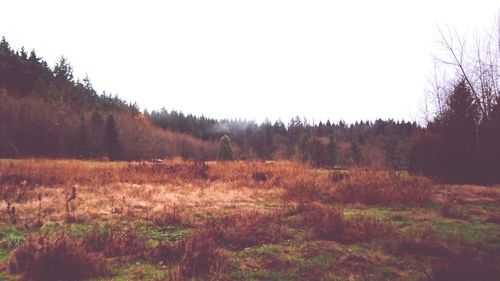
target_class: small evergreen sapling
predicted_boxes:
[217,134,234,161]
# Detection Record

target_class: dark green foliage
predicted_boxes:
[410,80,500,183]
[350,141,362,165]
[0,139,19,158]
[103,115,121,160]
[325,135,338,167]
[150,108,420,166]
[0,37,136,111]
[217,134,234,161]
[77,114,90,158]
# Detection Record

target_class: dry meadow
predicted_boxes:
[0,159,499,280]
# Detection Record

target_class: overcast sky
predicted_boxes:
[1,0,498,123]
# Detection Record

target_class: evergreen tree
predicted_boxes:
[77,114,90,158]
[325,135,338,167]
[309,138,326,167]
[217,134,234,161]
[90,111,104,157]
[350,141,362,165]
[103,114,120,160]
[440,80,479,181]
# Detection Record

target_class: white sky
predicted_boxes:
[1,0,498,123]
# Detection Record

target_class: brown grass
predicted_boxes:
[439,204,470,220]
[294,204,395,244]
[430,248,499,281]
[333,169,433,205]
[153,226,223,279]
[8,232,108,281]
[213,210,289,250]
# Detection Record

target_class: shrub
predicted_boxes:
[152,205,186,227]
[295,204,394,243]
[301,205,345,241]
[215,211,288,250]
[439,204,470,220]
[151,241,183,265]
[485,214,500,224]
[178,228,223,278]
[389,233,453,258]
[282,174,327,205]
[8,232,108,281]
[431,248,498,281]
[334,169,432,205]
[81,225,145,258]
[217,134,235,161]
[342,214,395,243]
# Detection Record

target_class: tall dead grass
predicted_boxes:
[293,204,395,243]
[333,169,433,205]
[8,232,108,281]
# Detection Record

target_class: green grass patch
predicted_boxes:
[0,227,24,248]
[428,218,500,249]
[68,223,94,237]
[0,247,10,261]
[343,206,398,220]
[90,261,168,281]
[0,272,15,281]
[137,225,189,244]
[231,269,297,281]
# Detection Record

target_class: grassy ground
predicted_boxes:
[0,159,499,280]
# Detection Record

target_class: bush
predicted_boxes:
[215,211,288,250]
[439,204,470,220]
[295,204,394,244]
[153,227,222,279]
[334,169,432,205]
[431,248,498,281]
[8,233,108,281]
[217,134,235,161]
[390,233,453,258]
[178,228,223,278]
[81,225,145,258]
[282,173,327,205]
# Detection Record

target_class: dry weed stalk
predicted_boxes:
[65,185,78,222]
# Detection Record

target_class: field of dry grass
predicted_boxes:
[0,159,499,280]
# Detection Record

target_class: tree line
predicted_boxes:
[0,37,217,160]
[1,26,499,184]
[149,108,420,169]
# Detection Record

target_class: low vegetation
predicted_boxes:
[0,159,499,280]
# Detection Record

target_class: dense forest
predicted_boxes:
[1,33,499,183]
[0,37,217,160]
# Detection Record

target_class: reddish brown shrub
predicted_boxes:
[431,248,499,281]
[439,204,470,220]
[178,228,223,278]
[342,214,395,243]
[215,211,289,250]
[102,231,145,258]
[152,205,186,227]
[295,204,394,243]
[485,214,500,224]
[8,232,108,281]
[334,169,432,205]
[282,174,328,205]
[151,241,183,264]
[391,235,453,258]
[81,226,145,258]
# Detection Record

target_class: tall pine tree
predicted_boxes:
[103,114,121,160]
